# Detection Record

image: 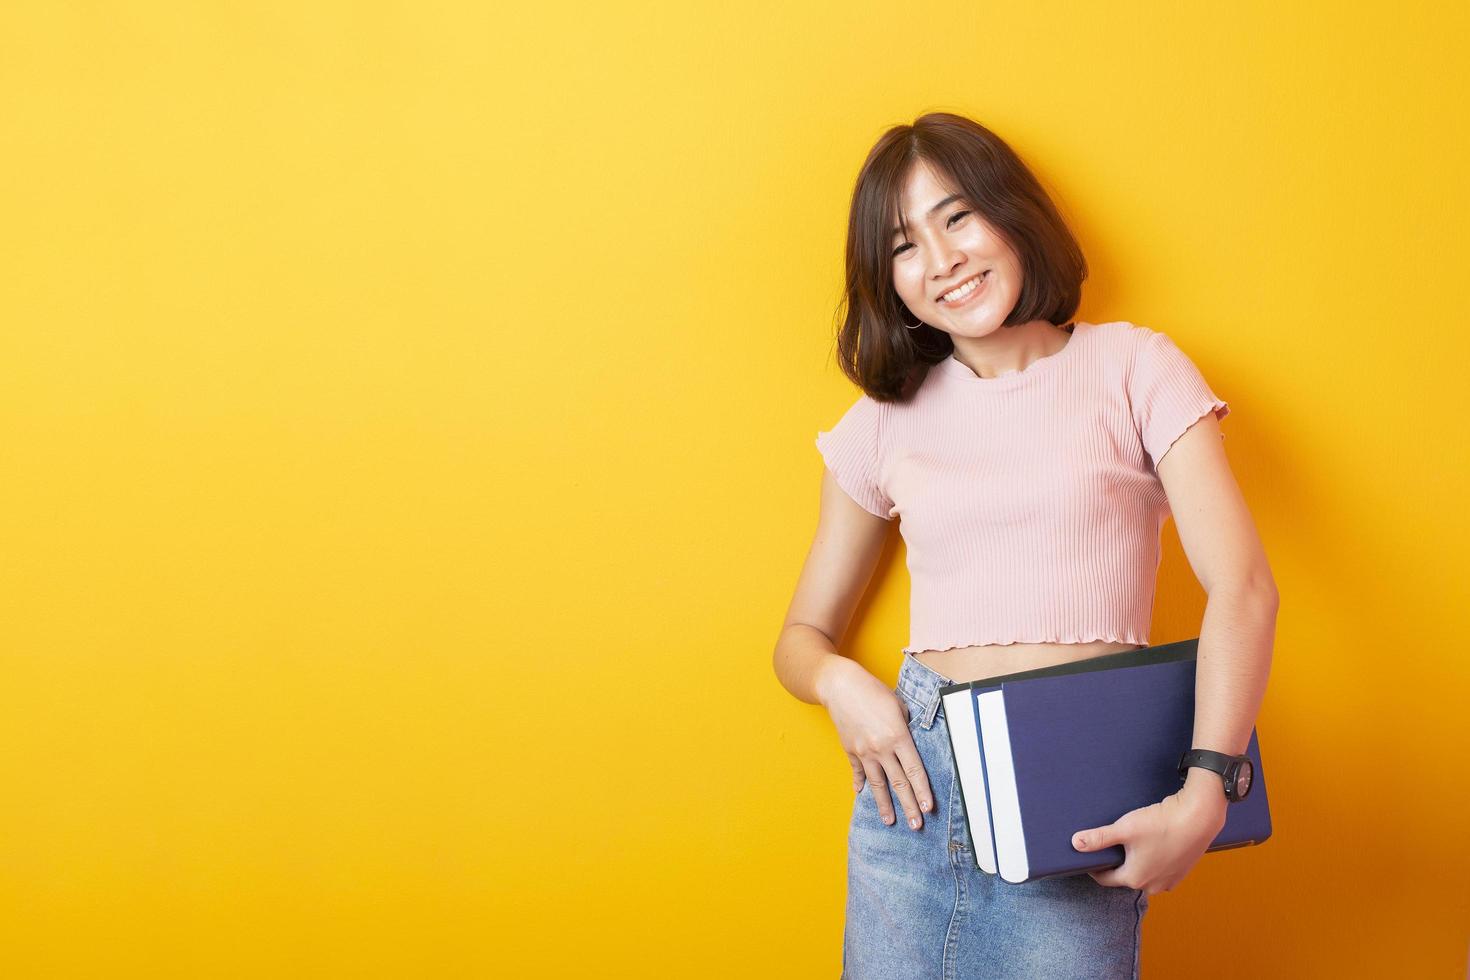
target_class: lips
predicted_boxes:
[937,270,990,305]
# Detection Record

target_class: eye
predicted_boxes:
[891,211,972,257]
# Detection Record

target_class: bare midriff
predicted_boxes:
[913,639,1146,684]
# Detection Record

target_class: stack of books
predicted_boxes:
[938,638,1272,884]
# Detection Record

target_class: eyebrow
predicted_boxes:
[892,193,965,239]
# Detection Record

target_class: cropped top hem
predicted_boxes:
[902,630,1153,656]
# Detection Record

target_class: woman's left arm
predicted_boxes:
[1073,412,1280,896]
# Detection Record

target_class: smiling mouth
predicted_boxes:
[938,270,990,305]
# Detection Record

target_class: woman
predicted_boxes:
[772,113,1278,979]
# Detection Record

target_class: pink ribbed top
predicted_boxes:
[815,320,1230,655]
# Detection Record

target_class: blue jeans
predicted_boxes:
[843,652,1148,979]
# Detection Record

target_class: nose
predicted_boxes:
[928,247,967,286]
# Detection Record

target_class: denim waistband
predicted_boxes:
[895,653,956,731]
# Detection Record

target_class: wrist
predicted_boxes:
[1180,768,1230,814]
[1178,746,1256,806]
[814,654,860,707]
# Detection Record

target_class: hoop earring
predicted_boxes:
[900,308,925,330]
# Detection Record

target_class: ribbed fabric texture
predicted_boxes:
[815,320,1230,655]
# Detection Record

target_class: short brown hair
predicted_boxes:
[830,112,1087,401]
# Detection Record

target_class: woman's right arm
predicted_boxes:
[772,469,934,830]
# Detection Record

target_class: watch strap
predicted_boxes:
[1178,748,1251,801]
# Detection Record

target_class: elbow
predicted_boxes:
[1208,570,1279,608]
[1259,570,1281,608]
[1254,575,1280,610]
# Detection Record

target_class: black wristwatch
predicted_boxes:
[1178,748,1254,803]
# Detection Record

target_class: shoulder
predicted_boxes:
[1084,319,1196,372]
[833,392,888,424]
[1083,318,1157,349]
[1073,320,1154,375]
[817,392,889,445]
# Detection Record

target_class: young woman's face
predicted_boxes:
[890,161,1021,340]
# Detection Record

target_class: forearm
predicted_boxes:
[1181,580,1279,797]
[772,623,865,707]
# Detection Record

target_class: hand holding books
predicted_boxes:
[938,638,1272,885]
[1071,774,1227,894]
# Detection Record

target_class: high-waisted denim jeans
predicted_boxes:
[843,652,1148,979]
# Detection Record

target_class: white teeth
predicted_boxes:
[942,272,988,303]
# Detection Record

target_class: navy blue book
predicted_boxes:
[938,638,1272,884]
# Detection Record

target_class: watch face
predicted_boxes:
[1232,760,1253,799]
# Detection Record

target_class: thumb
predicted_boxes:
[1072,825,1118,851]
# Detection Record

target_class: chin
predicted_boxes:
[948,321,1007,340]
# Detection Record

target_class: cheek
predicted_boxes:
[892,269,928,307]
[991,249,1022,280]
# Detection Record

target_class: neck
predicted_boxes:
[949,319,1070,379]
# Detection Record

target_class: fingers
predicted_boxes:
[1091,867,1143,890]
[851,692,932,832]
[890,736,933,828]
[863,748,931,831]
[859,759,893,821]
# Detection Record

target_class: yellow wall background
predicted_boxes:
[2,2,1466,976]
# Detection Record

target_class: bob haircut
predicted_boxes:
[832,112,1087,402]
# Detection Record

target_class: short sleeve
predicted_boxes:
[1129,330,1231,471]
[815,395,895,520]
